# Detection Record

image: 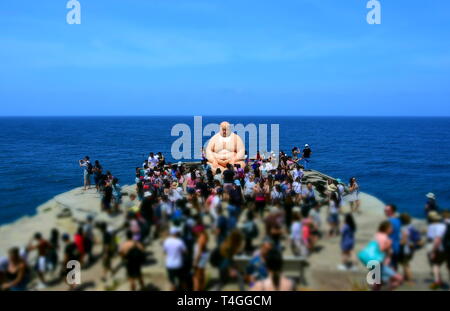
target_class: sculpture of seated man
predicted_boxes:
[205,121,246,172]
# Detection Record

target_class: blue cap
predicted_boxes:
[234,180,241,186]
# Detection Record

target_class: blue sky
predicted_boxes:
[1,0,449,116]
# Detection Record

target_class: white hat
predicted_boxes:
[170,226,181,235]
[426,192,436,200]
[177,161,182,167]
[305,144,309,147]
[144,191,152,198]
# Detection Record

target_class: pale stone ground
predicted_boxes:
[0,171,438,291]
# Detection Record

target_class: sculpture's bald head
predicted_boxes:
[220,121,231,137]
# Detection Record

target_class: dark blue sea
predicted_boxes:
[0,117,449,224]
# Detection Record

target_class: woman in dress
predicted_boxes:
[348,177,360,213]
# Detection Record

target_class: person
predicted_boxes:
[299,144,312,170]
[99,223,117,282]
[1,248,29,291]
[265,206,284,251]
[290,211,306,257]
[442,211,450,286]
[384,204,402,271]
[254,180,267,218]
[398,213,415,284]
[83,215,95,265]
[301,182,316,217]
[73,226,86,265]
[243,174,256,208]
[374,220,403,290]
[291,146,300,160]
[309,203,322,238]
[192,226,209,291]
[347,177,360,213]
[79,156,92,190]
[245,241,272,287]
[119,230,146,291]
[148,152,158,169]
[157,152,165,167]
[215,205,229,247]
[425,193,439,220]
[101,179,113,213]
[60,233,81,290]
[222,164,235,190]
[242,211,259,255]
[216,229,245,290]
[112,177,122,213]
[163,227,187,291]
[93,160,103,191]
[338,213,357,271]
[327,191,340,237]
[28,232,51,288]
[250,249,295,291]
[47,228,60,272]
[426,211,447,289]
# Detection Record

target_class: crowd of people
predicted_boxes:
[2,145,450,291]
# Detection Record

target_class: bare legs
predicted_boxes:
[193,268,206,291]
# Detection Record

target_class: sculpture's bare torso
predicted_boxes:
[205,122,245,171]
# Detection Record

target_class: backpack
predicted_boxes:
[209,247,223,268]
[358,240,385,266]
[87,162,93,174]
[243,221,259,239]
[408,225,422,249]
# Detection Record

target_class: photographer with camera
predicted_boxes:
[79,156,93,190]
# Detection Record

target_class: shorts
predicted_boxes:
[114,196,122,205]
[429,251,446,265]
[167,268,182,285]
[381,264,397,282]
[84,171,91,182]
[126,264,142,278]
[328,213,339,224]
[196,252,209,269]
[36,256,47,273]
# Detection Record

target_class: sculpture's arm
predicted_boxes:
[205,139,217,165]
[234,135,245,161]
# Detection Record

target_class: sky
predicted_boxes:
[1,0,449,116]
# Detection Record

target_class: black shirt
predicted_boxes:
[223,169,235,184]
[303,148,312,158]
[65,242,81,261]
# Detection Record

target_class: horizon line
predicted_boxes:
[1,115,450,118]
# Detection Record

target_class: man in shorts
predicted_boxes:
[163,227,186,290]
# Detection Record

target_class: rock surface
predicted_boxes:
[0,169,432,291]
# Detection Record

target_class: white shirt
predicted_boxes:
[292,169,303,181]
[290,221,302,241]
[293,181,302,194]
[163,237,186,269]
[244,181,255,196]
[427,223,446,240]
[148,156,158,168]
[208,195,221,220]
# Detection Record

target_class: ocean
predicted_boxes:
[0,116,449,224]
